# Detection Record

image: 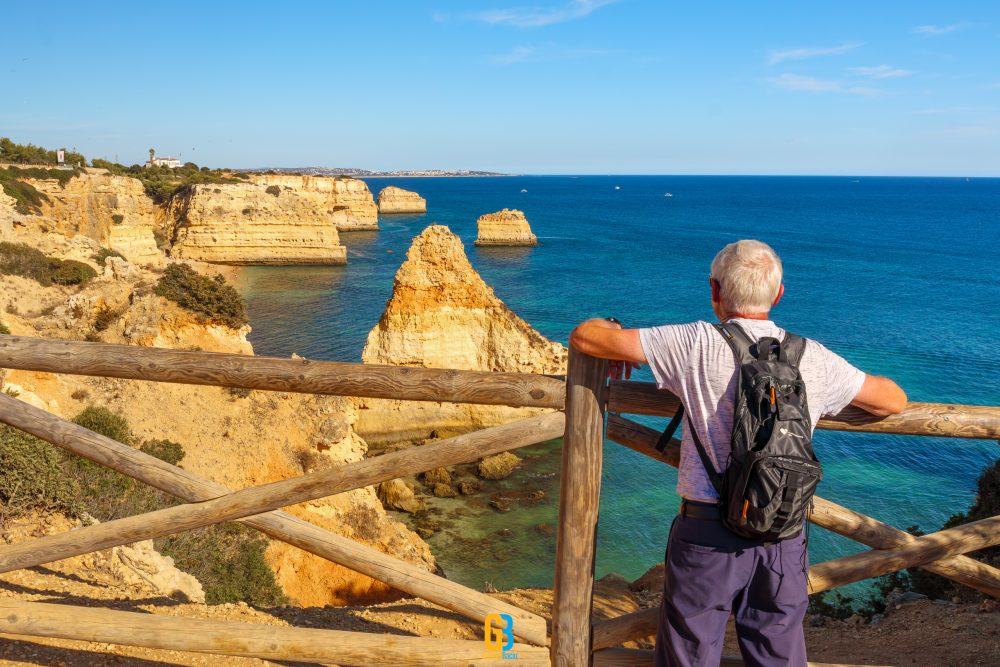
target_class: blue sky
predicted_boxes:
[2,1,998,175]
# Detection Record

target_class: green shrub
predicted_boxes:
[156,522,287,606]
[0,319,9,335]
[0,242,97,287]
[93,248,126,267]
[264,185,281,197]
[154,263,248,328]
[50,260,97,286]
[0,242,54,283]
[0,424,82,521]
[0,137,86,167]
[73,406,133,445]
[111,213,125,225]
[228,386,252,399]
[140,439,185,466]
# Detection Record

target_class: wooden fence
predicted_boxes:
[0,335,997,666]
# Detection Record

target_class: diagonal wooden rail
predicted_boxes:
[0,411,565,581]
[0,599,550,667]
[0,392,550,646]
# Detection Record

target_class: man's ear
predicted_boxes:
[710,278,721,303]
[772,283,785,307]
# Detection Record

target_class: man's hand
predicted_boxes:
[569,318,647,379]
[608,359,641,381]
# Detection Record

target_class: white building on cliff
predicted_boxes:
[145,156,182,168]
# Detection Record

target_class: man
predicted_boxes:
[569,239,906,667]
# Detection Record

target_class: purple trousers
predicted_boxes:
[654,513,809,667]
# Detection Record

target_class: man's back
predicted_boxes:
[639,317,866,504]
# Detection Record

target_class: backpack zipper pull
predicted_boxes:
[769,385,777,414]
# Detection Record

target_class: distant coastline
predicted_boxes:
[249,167,514,178]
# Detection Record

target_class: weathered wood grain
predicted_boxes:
[809,516,1000,593]
[0,599,549,666]
[0,410,565,587]
[551,350,607,667]
[0,335,565,409]
[0,392,549,646]
[607,381,1000,439]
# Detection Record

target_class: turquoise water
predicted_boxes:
[235,176,1000,590]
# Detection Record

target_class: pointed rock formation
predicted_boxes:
[377,186,427,214]
[357,224,566,444]
[474,208,537,246]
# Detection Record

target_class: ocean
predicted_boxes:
[234,175,1000,593]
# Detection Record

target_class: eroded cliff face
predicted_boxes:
[357,224,566,444]
[0,243,435,607]
[474,208,537,246]
[377,186,427,214]
[23,169,162,265]
[247,174,378,231]
[168,183,347,265]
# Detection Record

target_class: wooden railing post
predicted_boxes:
[552,349,607,666]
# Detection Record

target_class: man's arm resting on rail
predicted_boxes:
[851,374,908,417]
[569,318,647,363]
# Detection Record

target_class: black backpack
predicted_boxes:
[656,322,821,541]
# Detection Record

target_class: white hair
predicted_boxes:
[710,240,783,314]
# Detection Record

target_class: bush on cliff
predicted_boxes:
[0,404,286,606]
[0,319,9,335]
[154,263,248,329]
[93,248,126,267]
[0,137,86,167]
[0,242,97,287]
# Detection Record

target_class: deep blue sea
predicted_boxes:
[234,175,1000,593]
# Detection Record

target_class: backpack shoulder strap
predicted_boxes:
[687,418,725,497]
[780,332,807,368]
[713,322,755,364]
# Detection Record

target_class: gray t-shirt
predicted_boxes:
[638,318,866,503]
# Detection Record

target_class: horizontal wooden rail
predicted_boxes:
[595,414,1000,650]
[0,335,565,409]
[592,647,885,667]
[0,411,565,577]
[0,599,549,667]
[607,381,1000,439]
[0,393,549,646]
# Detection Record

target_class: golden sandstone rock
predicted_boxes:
[474,208,537,246]
[247,174,379,231]
[168,183,348,265]
[377,186,427,214]
[356,224,566,444]
[26,169,162,265]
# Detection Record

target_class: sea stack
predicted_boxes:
[474,208,537,246]
[356,224,566,444]
[377,186,427,214]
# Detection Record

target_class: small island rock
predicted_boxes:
[474,208,537,246]
[378,186,427,214]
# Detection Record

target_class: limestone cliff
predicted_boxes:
[377,186,426,214]
[0,243,435,607]
[247,174,378,231]
[23,169,162,265]
[167,183,347,265]
[474,208,537,246]
[356,224,566,444]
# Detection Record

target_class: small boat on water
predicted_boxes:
[664,193,673,197]
[614,186,620,190]
[520,189,528,193]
